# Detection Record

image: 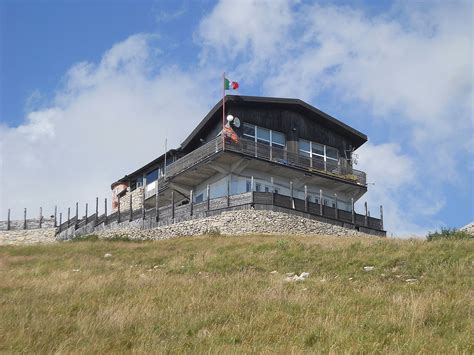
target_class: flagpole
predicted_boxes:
[222,72,225,152]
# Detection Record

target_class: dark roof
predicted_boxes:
[180,95,367,150]
[111,149,180,189]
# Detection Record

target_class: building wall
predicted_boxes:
[191,170,354,212]
[200,105,356,159]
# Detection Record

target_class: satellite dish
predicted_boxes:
[226,114,234,122]
[233,117,241,128]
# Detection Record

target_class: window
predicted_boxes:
[272,131,285,148]
[326,146,338,161]
[243,123,255,138]
[246,180,252,192]
[195,193,203,203]
[298,139,339,163]
[243,123,286,148]
[274,188,280,194]
[264,186,270,192]
[256,183,261,192]
[146,169,159,183]
[312,143,324,157]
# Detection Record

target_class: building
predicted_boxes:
[110,95,384,235]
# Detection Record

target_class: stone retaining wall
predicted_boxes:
[95,209,373,241]
[0,228,57,246]
[118,187,144,212]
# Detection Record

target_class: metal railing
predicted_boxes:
[225,138,366,185]
[56,191,384,238]
[158,136,366,186]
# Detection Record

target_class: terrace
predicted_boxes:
[145,136,366,199]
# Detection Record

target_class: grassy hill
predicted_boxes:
[0,234,472,353]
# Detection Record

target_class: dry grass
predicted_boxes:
[0,234,473,353]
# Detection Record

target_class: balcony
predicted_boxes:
[146,136,366,198]
[224,138,366,186]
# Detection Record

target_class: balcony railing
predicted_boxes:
[148,136,365,195]
[225,138,366,185]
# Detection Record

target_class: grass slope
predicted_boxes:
[0,235,473,353]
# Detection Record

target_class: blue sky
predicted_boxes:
[1,0,472,236]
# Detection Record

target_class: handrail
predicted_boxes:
[149,136,366,191]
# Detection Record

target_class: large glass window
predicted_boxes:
[326,146,339,161]
[146,169,159,183]
[243,123,286,148]
[298,139,339,163]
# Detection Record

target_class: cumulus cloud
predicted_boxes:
[0,34,215,218]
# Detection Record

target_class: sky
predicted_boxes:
[0,0,472,237]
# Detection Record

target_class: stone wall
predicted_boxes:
[0,228,57,246]
[117,187,144,212]
[0,217,55,231]
[95,209,373,241]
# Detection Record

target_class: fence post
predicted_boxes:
[351,198,355,224]
[141,187,145,220]
[272,192,275,206]
[334,193,338,219]
[155,181,159,222]
[206,184,210,212]
[7,208,10,230]
[95,197,99,224]
[319,189,323,216]
[104,198,108,225]
[75,202,78,227]
[171,191,175,220]
[85,203,88,224]
[380,205,384,230]
[130,191,133,222]
[290,181,294,209]
[39,207,43,228]
[227,179,230,207]
[364,201,368,227]
[24,208,27,229]
[59,212,62,231]
[54,205,57,227]
[304,185,308,212]
[190,190,194,216]
[67,207,70,227]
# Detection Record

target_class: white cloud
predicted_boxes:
[0,34,215,218]
[356,142,438,237]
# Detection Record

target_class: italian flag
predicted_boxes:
[224,78,239,90]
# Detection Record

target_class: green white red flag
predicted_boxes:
[224,78,239,90]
